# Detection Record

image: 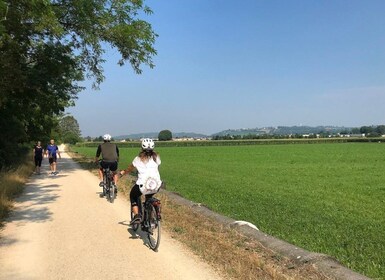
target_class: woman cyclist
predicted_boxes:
[120,138,162,224]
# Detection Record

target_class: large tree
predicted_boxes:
[0,0,157,166]
[58,115,82,144]
[158,130,172,141]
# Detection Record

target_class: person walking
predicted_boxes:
[45,139,61,175]
[33,141,44,174]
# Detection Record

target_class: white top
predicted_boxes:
[132,155,162,194]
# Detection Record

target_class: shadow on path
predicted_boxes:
[8,183,61,227]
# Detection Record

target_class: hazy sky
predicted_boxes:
[67,0,385,137]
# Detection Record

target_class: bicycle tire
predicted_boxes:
[109,181,115,203]
[105,173,110,200]
[147,204,161,251]
[102,173,107,197]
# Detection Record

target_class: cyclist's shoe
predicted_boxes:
[99,181,104,187]
[130,214,141,225]
[141,225,149,231]
[99,193,105,198]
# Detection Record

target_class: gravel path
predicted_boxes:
[0,150,222,280]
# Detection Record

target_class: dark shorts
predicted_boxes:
[99,161,118,172]
[129,184,156,206]
[48,156,57,164]
[34,157,42,167]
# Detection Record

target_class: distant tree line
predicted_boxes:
[213,125,385,140]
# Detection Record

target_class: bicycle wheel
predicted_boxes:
[102,174,107,197]
[109,182,115,203]
[147,204,161,251]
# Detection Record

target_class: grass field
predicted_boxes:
[73,143,385,279]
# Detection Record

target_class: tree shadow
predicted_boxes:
[5,182,61,227]
[0,235,19,247]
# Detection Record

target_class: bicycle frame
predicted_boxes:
[131,195,161,251]
[102,167,115,203]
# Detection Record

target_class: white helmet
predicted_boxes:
[103,134,112,141]
[141,138,155,150]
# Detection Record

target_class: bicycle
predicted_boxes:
[131,194,162,251]
[99,163,116,203]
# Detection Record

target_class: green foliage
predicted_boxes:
[0,0,157,167]
[158,129,172,141]
[73,143,385,279]
[58,115,81,144]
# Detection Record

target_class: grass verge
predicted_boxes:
[67,148,330,280]
[0,155,34,225]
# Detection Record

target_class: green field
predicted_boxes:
[73,143,385,279]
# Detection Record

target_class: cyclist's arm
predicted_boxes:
[120,164,136,176]
[116,145,119,162]
[95,145,102,162]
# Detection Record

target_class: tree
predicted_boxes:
[58,115,81,144]
[158,130,172,141]
[375,125,385,135]
[0,0,157,166]
[360,126,373,135]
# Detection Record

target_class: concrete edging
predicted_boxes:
[162,190,371,280]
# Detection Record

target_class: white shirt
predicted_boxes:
[132,155,161,194]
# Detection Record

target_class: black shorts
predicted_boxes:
[129,184,156,206]
[99,161,118,172]
[34,157,42,167]
[49,156,57,164]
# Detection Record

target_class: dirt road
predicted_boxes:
[0,150,222,280]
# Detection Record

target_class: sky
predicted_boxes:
[67,0,385,137]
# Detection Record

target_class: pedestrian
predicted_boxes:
[33,141,44,174]
[46,139,61,175]
[120,138,162,224]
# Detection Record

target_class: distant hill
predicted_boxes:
[212,126,354,136]
[114,132,208,140]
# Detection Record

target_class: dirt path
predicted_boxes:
[0,150,222,280]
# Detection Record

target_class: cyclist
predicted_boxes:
[120,138,162,224]
[95,134,120,196]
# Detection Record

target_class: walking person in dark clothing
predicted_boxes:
[33,141,44,174]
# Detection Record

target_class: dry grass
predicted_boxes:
[158,194,331,280]
[67,149,331,280]
[0,156,34,223]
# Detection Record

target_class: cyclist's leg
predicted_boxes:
[98,161,105,182]
[110,161,118,184]
[130,185,142,222]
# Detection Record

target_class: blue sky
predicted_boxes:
[67,0,385,137]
